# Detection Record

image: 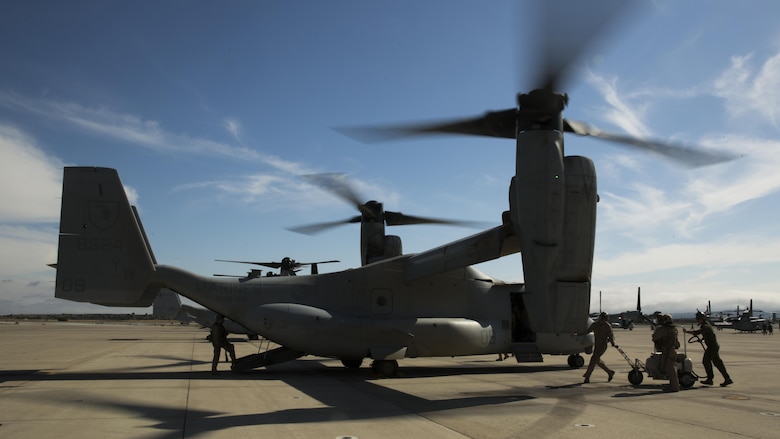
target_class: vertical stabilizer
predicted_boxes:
[636,287,641,313]
[55,167,156,306]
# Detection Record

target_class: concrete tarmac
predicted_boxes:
[1,320,779,438]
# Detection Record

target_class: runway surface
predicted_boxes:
[1,320,778,438]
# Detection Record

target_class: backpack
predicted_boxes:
[669,326,680,350]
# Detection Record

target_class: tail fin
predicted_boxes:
[55,167,156,306]
[636,287,641,313]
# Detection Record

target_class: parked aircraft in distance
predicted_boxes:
[590,287,655,330]
[711,300,769,332]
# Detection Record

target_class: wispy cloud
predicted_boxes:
[588,50,780,313]
[683,134,780,219]
[0,126,65,283]
[173,174,296,203]
[0,225,58,276]
[713,52,780,127]
[0,124,63,223]
[585,71,652,138]
[598,133,780,240]
[223,118,242,142]
[0,90,303,171]
[0,91,341,206]
[589,49,780,133]
[590,50,780,238]
[595,235,780,278]
[0,91,404,219]
[172,171,402,214]
[593,234,780,313]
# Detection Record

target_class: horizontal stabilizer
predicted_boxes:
[152,289,181,318]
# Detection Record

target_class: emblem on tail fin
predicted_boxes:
[88,201,119,231]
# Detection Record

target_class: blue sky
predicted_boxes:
[2,0,780,316]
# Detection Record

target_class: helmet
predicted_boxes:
[663,313,673,324]
[599,312,608,320]
[695,311,706,321]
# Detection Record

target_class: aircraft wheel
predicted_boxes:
[567,354,585,368]
[341,358,363,369]
[628,369,644,385]
[371,360,399,378]
[680,372,696,388]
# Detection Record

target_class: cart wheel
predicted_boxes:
[680,372,696,388]
[628,369,644,385]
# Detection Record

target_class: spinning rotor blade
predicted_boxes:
[335,109,517,143]
[294,259,340,266]
[384,211,485,228]
[216,259,282,269]
[289,173,488,235]
[286,216,361,235]
[336,2,738,169]
[215,259,339,269]
[301,173,375,218]
[529,0,635,92]
[563,120,739,167]
[340,113,739,169]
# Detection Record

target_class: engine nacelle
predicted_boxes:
[556,155,597,282]
[550,156,597,334]
[384,235,403,259]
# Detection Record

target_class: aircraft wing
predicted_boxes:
[403,224,519,281]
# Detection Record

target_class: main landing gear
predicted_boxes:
[371,359,399,378]
[567,354,585,368]
[340,358,398,378]
[341,358,363,369]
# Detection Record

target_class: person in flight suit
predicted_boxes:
[652,313,679,392]
[211,314,236,374]
[684,312,733,387]
[576,312,616,383]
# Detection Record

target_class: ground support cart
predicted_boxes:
[614,344,698,388]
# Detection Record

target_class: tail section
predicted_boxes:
[55,167,156,306]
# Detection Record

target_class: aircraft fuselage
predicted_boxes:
[152,256,591,360]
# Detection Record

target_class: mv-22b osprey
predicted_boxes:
[53,3,735,377]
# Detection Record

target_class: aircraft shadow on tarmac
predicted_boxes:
[0,356,571,382]
[10,360,541,439]
[611,384,706,398]
[21,390,533,439]
[13,356,710,436]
